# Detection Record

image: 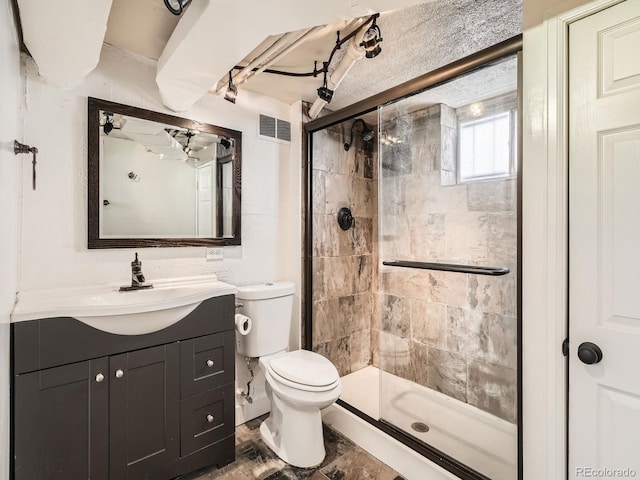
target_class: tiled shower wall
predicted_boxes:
[311,124,377,376]
[376,102,518,423]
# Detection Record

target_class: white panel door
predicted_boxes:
[196,164,214,236]
[569,1,640,478]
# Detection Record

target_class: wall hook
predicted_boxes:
[14,140,39,190]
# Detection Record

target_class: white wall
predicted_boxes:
[19,44,302,426]
[20,44,297,291]
[0,1,21,478]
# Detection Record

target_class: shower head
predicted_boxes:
[344,118,375,151]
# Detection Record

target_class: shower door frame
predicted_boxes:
[303,34,523,480]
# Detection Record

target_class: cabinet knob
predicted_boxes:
[95,373,105,383]
[115,369,124,379]
[207,414,214,423]
[206,359,214,368]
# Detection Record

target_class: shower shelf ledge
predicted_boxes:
[382,260,510,276]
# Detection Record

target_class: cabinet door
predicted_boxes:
[14,358,109,480]
[109,343,180,480]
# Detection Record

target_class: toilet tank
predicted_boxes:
[235,281,295,357]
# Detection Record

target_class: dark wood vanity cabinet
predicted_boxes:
[12,295,236,480]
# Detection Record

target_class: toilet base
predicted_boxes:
[260,383,327,468]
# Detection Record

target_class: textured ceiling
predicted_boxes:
[102,0,522,112]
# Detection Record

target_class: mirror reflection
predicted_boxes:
[88,98,241,248]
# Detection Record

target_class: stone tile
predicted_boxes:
[350,329,372,372]
[325,256,354,298]
[487,313,517,369]
[467,361,517,423]
[312,170,326,215]
[339,217,372,257]
[409,214,446,260]
[395,340,429,387]
[427,348,467,402]
[380,142,412,176]
[411,134,439,175]
[427,271,469,308]
[445,212,489,263]
[352,255,373,294]
[467,273,516,316]
[321,448,401,480]
[324,173,351,215]
[339,293,372,336]
[350,176,374,218]
[312,129,348,175]
[379,214,411,259]
[379,294,411,338]
[312,258,326,302]
[312,298,341,345]
[371,328,380,368]
[314,337,351,377]
[440,124,457,172]
[467,177,517,212]
[487,211,517,268]
[446,306,489,359]
[411,300,447,348]
[313,215,339,257]
[440,169,456,186]
[363,148,374,180]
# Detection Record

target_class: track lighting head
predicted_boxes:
[224,71,238,104]
[164,0,190,15]
[103,113,114,135]
[317,86,334,103]
[344,118,375,151]
[220,138,231,149]
[317,67,334,103]
[360,20,383,59]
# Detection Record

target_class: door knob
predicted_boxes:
[115,369,124,378]
[95,373,105,383]
[206,359,214,368]
[577,342,603,365]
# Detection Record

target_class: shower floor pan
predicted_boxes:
[338,366,517,480]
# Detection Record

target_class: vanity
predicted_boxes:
[11,276,238,480]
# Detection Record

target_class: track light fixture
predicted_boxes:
[220,138,231,149]
[164,0,190,15]
[360,18,383,59]
[224,71,238,104]
[183,130,195,155]
[316,64,334,103]
[344,119,375,151]
[103,113,114,135]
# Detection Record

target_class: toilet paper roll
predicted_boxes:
[235,313,252,336]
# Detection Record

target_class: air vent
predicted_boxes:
[258,114,291,144]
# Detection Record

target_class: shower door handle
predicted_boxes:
[577,342,603,365]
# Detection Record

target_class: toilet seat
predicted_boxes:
[266,350,339,392]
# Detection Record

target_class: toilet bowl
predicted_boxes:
[258,350,341,468]
[235,282,342,468]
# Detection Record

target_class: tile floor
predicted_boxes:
[179,416,405,480]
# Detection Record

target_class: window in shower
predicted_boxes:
[458,93,518,182]
[306,49,520,480]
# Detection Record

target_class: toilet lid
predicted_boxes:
[268,350,339,387]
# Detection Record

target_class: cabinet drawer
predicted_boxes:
[180,386,234,457]
[180,330,235,398]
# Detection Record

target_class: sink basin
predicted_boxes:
[11,275,237,335]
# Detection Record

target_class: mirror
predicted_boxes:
[88,97,241,248]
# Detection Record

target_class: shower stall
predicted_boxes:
[305,39,521,480]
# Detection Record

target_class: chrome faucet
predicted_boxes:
[119,252,153,291]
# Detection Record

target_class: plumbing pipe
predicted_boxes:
[214,30,309,93]
[251,18,365,81]
[307,32,367,119]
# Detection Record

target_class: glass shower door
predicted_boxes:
[376,55,519,480]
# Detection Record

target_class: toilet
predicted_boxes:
[236,282,341,468]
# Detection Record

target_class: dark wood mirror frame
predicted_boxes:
[88,97,242,249]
